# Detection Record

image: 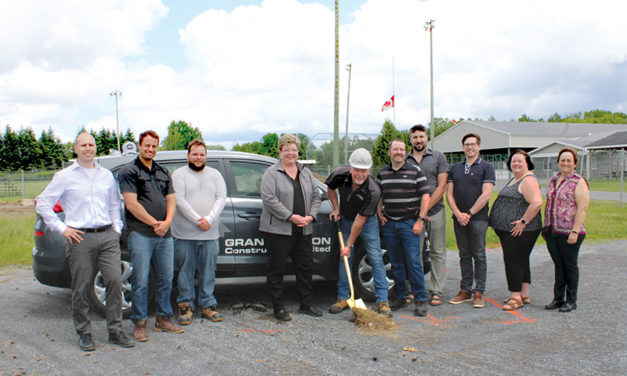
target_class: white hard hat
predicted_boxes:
[349,148,372,169]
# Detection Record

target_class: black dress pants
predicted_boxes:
[262,232,314,308]
[546,232,585,303]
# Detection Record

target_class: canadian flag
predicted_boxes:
[381,95,394,112]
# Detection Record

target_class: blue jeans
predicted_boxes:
[383,219,428,301]
[128,231,174,321]
[337,216,388,303]
[174,238,219,309]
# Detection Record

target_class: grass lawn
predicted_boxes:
[587,179,627,193]
[0,211,35,266]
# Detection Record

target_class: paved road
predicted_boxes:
[1,240,625,376]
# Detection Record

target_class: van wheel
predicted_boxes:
[88,260,133,319]
[352,246,394,302]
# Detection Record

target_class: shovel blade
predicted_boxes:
[354,298,367,310]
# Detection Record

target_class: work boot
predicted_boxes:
[178,302,193,325]
[328,299,349,314]
[201,306,223,322]
[472,292,485,308]
[377,301,393,318]
[133,320,149,342]
[448,290,472,305]
[414,300,427,317]
[154,315,184,334]
[389,297,408,311]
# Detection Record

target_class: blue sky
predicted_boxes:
[0,0,625,147]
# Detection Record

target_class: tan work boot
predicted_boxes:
[448,290,472,305]
[377,301,393,318]
[154,315,184,334]
[133,319,149,342]
[178,302,192,325]
[328,299,349,314]
[200,306,223,322]
[472,292,485,308]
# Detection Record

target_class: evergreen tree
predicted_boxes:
[17,127,41,170]
[39,128,67,169]
[163,120,203,150]
[372,120,400,167]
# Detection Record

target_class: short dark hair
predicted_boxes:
[410,124,427,134]
[388,138,407,151]
[557,147,578,165]
[462,133,481,145]
[187,139,206,153]
[507,149,534,171]
[139,130,159,145]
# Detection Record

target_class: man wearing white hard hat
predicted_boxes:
[325,148,392,317]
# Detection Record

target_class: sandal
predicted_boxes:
[503,297,531,305]
[405,294,415,304]
[430,294,443,306]
[503,297,524,311]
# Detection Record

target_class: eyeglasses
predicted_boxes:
[282,148,299,153]
[463,142,478,147]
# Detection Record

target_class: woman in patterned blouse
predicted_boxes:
[543,148,590,313]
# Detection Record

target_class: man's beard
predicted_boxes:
[188,161,205,171]
[413,144,426,152]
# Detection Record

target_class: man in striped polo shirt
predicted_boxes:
[377,139,431,316]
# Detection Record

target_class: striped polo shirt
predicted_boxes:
[377,162,430,221]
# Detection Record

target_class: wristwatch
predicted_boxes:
[466,210,473,216]
[418,217,428,222]
[520,219,527,225]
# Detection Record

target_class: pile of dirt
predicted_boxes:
[0,200,34,216]
[351,308,397,330]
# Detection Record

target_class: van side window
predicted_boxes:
[230,161,268,197]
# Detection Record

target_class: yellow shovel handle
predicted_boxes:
[338,231,356,301]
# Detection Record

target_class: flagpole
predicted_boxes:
[392,55,395,125]
[425,19,435,149]
[332,0,340,169]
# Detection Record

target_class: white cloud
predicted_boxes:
[0,0,626,147]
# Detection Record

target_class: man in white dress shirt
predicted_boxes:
[172,140,227,325]
[36,132,133,351]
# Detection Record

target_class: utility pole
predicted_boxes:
[333,0,340,169]
[344,63,352,164]
[424,19,435,149]
[110,90,122,151]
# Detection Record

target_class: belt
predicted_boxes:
[76,224,113,233]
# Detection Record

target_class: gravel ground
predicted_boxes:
[1,240,625,376]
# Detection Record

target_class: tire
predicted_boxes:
[352,246,395,302]
[88,260,133,319]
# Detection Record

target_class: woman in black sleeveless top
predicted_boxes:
[489,150,542,310]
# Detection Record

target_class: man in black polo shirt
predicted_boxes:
[325,148,392,317]
[377,139,431,316]
[446,133,495,308]
[118,130,183,341]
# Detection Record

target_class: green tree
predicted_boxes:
[518,114,536,122]
[260,133,279,158]
[372,120,401,167]
[1,126,20,170]
[17,128,41,170]
[39,128,67,169]
[206,144,226,150]
[163,120,203,150]
[233,141,263,154]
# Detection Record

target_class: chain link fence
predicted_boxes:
[0,170,56,199]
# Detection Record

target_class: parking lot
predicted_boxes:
[1,240,625,376]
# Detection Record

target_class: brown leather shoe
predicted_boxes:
[472,292,485,308]
[200,306,223,322]
[448,290,472,304]
[328,299,349,314]
[178,302,192,325]
[154,315,184,334]
[133,320,149,342]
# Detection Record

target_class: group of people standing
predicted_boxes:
[262,128,590,323]
[37,131,227,351]
[36,127,590,350]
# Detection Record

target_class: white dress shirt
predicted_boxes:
[171,165,227,240]
[36,161,124,234]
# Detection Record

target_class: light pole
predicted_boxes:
[332,0,340,169]
[344,63,352,164]
[110,90,122,151]
[424,19,435,149]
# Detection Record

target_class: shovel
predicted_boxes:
[336,221,367,311]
